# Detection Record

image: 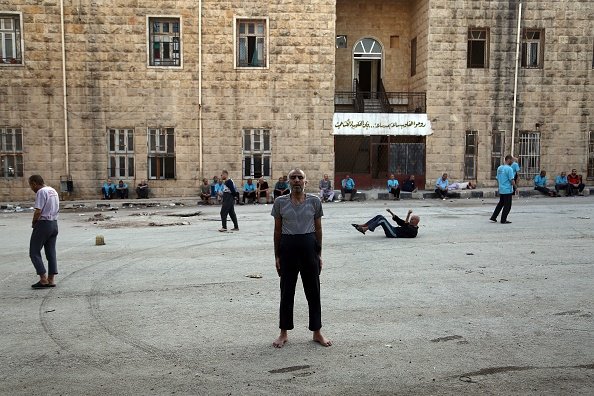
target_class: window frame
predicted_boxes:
[0,127,24,178]
[467,27,489,69]
[410,36,417,76]
[147,127,176,180]
[517,131,541,180]
[588,130,594,180]
[234,17,269,69]
[521,28,544,69]
[0,12,24,66]
[464,130,478,180]
[242,128,271,179]
[490,130,505,180]
[146,16,183,68]
[107,128,135,179]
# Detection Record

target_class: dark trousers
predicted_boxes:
[535,186,553,196]
[279,233,322,331]
[220,192,238,229]
[365,215,398,238]
[568,183,585,196]
[102,186,115,199]
[30,220,59,275]
[341,188,356,200]
[116,188,128,199]
[243,191,256,203]
[435,188,448,198]
[555,183,568,195]
[389,187,400,199]
[491,193,513,222]
[136,187,149,199]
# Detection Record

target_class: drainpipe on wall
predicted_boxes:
[198,0,203,177]
[510,1,522,157]
[59,0,70,176]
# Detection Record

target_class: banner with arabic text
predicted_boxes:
[333,113,432,136]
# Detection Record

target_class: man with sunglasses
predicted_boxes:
[271,169,332,348]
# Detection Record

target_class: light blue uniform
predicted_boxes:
[387,179,399,192]
[555,175,568,184]
[497,164,514,194]
[511,162,520,178]
[435,177,449,190]
[534,175,547,188]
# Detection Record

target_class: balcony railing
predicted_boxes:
[335,91,426,114]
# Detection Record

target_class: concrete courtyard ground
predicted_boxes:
[0,196,593,395]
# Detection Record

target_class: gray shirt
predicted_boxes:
[271,193,323,235]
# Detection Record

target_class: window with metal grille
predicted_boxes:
[518,132,540,180]
[521,29,544,69]
[236,18,267,68]
[107,129,134,179]
[0,13,22,65]
[148,128,175,179]
[0,127,23,177]
[490,131,505,179]
[464,130,478,179]
[587,131,594,179]
[242,129,271,179]
[148,17,181,67]
[410,37,417,76]
[467,28,489,68]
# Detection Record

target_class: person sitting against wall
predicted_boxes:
[554,171,569,196]
[567,169,585,196]
[242,178,257,204]
[341,174,357,201]
[214,177,225,204]
[135,180,149,199]
[257,177,271,203]
[534,170,557,197]
[273,176,290,200]
[102,178,116,200]
[319,174,335,202]
[401,175,418,193]
[387,174,400,200]
[434,173,450,200]
[115,180,129,199]
[199,178,211,204]
[447,181,477,190]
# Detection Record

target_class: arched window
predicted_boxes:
[353,38,382,59]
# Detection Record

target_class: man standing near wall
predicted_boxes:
[28,175,60,288]
[219,170,239,232]
[271,168,332,348]
[490,155,516,224]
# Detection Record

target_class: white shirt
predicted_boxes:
[35,186,60,220]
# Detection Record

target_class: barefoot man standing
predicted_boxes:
[271,168,332,348]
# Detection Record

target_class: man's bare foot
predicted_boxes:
[313,330,332,347]
[273,331,288,348]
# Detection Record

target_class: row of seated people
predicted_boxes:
[102,179,149,199]
[199,176,291,205]
[533,169,586,197]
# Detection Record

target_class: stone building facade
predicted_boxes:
[1,0,592,200]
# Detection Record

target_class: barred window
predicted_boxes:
[464,130,478,179]
[148,17,181,67]
[518,132,540,180]
[491,131,505,179]
[236,18,267,68]
[0,13,22,65]
[242,129,271,178]
[108,129,134,178]
[148,128,175,179]
[467,28,489,68]
[0,127,23,177]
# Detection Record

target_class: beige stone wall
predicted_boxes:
[335,0,415,92]
[425,0,593,187]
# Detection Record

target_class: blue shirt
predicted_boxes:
[496,164,515,194]
[243,182,256,192]
[511,162,520,177]
[214,183,224,194]
[342,178,355,189]
[555,175,568,184]
[534,175,547,188]
[387,179,399,192]
[435,177,449,190]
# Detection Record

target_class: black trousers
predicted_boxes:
[389,187,400,199]
[435,188,448,198]
[279,233,322,331]
[220,192,238,229]
[491,193,513,222]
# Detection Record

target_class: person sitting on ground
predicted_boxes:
[447,181,477,190]
[214,178,225,204]
[256,177,270,203]
[135,180,149,199]
[352,208,419,239]
[319,174,335,202]
[341,174,357,201]
[434,173,450,200]
[401,175,417,193]
[567,169,585,196]
[242,178,257,204]
[199,178,211,204]
[102,178,116,200]
[387,174,400,200]
[115,180,129,199]
[555,171,569,196]
[273,176,290,200]
[534,170,557,197]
